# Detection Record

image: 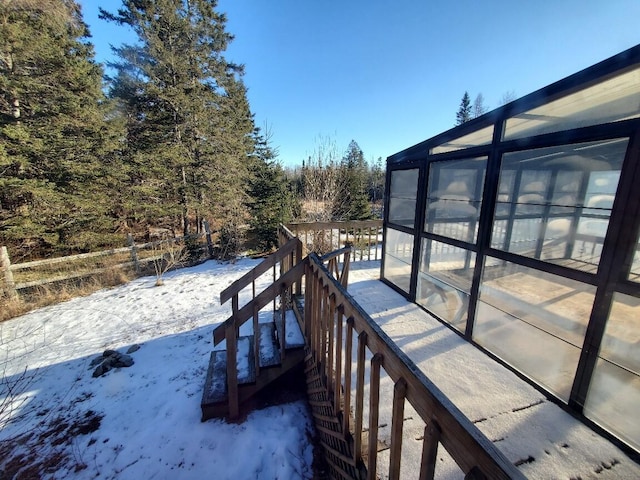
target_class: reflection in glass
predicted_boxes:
[474,259,595,401]
[491,139,628,273]
[417,239,475,332]
[431,125,494,154]
[389,169,419,228]
[383,228,414,293]
[425,157,487,244]
[584,292,640,451]
[629,234,640,283]
[504,65,640,140]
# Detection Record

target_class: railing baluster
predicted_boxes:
[280,285,287,360]
[334,305,344,418]
[354,331,367,465]
[367,353,383,480]
[343,317,354,437]
[389,378,407,480]
[321,284,329,382]
[253,303,260,377]
[327,293,336,399]
[419,421,441,480]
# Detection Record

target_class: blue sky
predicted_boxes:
[80,1,640,167]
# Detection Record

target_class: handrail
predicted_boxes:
[304,253,525,479]
[213,260,307,345]
[220,237,302,305]
[321,246,353,289]
[212,259,308,419]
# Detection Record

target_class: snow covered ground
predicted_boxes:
[2,256,639,479]
[0,259,314,479]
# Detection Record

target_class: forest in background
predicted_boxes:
[0,0,385,263]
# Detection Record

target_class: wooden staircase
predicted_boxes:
[200,237,307,421]
[201,308,306,420]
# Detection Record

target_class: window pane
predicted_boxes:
[584,292,640,452]
[417,239,475,333]
[491,139,627,273]
[474,259,595,401]
[389,169,419,228]
[383,228,414,293]
[431,125,494,154]
[504,65,640,140]
[425,157,486,244]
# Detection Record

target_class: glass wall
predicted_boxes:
[474,260,596,401]
[384,47,640,453]
[584,292,640,452]
[383,228,414,293]
[491,139,628,273]
[388,169,419,228]
[425,157,486,243]
[417,239,475,332]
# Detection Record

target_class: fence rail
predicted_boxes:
[1,229,214,299]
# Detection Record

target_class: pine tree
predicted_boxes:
[0,0,122,258]
[455,91,472,125]
[101,0,254,238]
[247,127,295,251]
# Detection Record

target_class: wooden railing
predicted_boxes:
[213,237,304,419]
[303,253,526,480]
[284,220,382,262]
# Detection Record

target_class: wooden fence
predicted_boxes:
[1,228,214,299]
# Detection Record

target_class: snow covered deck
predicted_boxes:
[347,260,640,479]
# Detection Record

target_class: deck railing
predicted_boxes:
[303,253,525,479]
[284,220,382,262]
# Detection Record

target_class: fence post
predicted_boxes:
[127,234,140,273]
[1,246,18,299]
[204,220,214,258]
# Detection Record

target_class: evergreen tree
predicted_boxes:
[101,0,254,238]
[455,91,472,125]
[247,127,295,251]
[332,140,371,221]
[0,0,122,258]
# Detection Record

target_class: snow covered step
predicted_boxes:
[236,335,256,385]
[201,336,256,410]
[202,350,227,405]
[258,322,281,368]
[274,309,305,350]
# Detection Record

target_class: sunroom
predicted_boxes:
[382,44,640,455]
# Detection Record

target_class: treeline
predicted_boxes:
[0,1,384,262]
[284,139,385,223]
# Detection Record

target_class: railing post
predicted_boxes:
[127,233,140,273]
[1,246,17,299]
[226,323,239,420]
[295,239,302,295]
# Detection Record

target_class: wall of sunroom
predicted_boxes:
[382,45,640,455]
